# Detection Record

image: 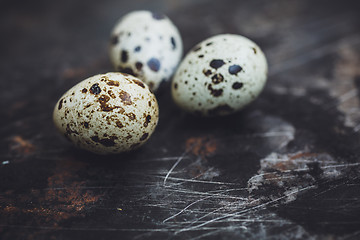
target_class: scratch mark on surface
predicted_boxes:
[163,195,214,223]
[163,150,188,186]
[175,185,316,234]
[161,176,238,185]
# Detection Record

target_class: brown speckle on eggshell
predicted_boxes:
[53,72,159,154]
[109,10,183,92]
[171,34,268,117]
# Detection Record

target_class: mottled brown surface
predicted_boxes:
[0,159,102,226]
[186,136,218,159]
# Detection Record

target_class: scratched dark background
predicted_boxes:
[1,0,360,239]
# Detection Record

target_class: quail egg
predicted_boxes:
[109,10,183,92]
[171,34,268,116]
[53,72,159,154]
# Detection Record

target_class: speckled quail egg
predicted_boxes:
[53,72,159,154]
[109,10,183,92]
[171,34,268,117]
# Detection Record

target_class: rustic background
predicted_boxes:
[1,0,360,239]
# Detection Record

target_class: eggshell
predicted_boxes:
[53,72,159,154]
[109,10,183,92]
[171,34,268,116]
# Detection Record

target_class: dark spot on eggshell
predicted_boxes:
[99,94,110,102]
[206,42,213,46]
[116,120,124,128]
[207,84,223,97]
[193,46,201,52]
[135,62,143,71]
[171,37,176,50]
[140,133,149,141]
[100,76,109,82]
[98,95,123,112]
[105,116,115,125]
[84,103,92,109]
[144,115,151,127]
[98,95,111,111]
[210,59,225,69]
[232,82,244,90]
[132,79,145,88]
[229,65,243,75]
[83,122,89,128]
[148,101,152,107]
[66,123,79,135]
[174,83,178,89]
[58,98,64,110]
[147,58,161,72]
[111,35,118,45]
[198,54,204,58]
[211,73,224,84]
[203,69,212,77]
[121,50,128,63]
[252,47,257,54]
[90,83,101,95]
[91,135,117,147]
[119,90,132,105]
[134,46,141,52]
[107,80,120,86]
[208,104,234,116]
[108,90,116,98]
[82,88,87,93]
[152,12,165,20]
[65,109,69,119]
[126,112,136,120]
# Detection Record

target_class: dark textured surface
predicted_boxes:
[1,0,360,239]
